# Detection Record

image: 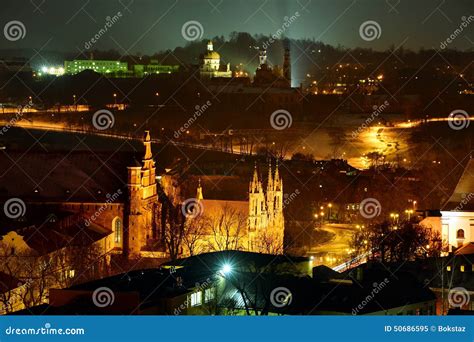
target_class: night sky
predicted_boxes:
[0,0,472,54]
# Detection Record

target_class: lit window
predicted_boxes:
[461,265,465,272]
[190,292,202,307]
[114,218,122,243]
[204,288,215,303]
[447,266,451,272]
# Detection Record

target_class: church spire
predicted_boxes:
[250,162,259,193]
[274,159,282,191]
[267,160,273,191]
[143,130,153,165]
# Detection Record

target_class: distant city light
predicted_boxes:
[39,66,65,76]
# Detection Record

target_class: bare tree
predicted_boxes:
[182,215,207,257]
[206,204,246,251]
[163,200,186,260]
[351,220,443,263]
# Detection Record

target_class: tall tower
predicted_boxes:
[266,161,275,224]
[283,48,291,88]
[126,131,159,257]
[248,164,267,249]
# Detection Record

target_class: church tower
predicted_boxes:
[126,131,159,257]
[266,161,275,224]
[248,164,267,248]
[272,160,284,248]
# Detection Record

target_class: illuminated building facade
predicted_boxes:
[199,41,232,79]
[421,158,474,252]
[185,162,285,254]
[64,60,128,75]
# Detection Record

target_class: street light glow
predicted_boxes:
[220,263,232,276]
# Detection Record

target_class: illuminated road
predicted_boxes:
[310,223,358,268]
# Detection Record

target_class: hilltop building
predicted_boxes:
[253,49,291,88]
[199,41,232,79]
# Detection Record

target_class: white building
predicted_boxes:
[422,158,474,251]
[199,41,232,79]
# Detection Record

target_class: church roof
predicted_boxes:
[443,158,474,211]
[203,51,220,60]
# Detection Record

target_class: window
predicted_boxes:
[113,218,122,244]
[457,229,465,239]
[447,266,451,272]
[204,288,215,303]
[190,291,202,307]
[461,265,465,272]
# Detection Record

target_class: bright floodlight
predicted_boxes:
[220,263,232,276]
